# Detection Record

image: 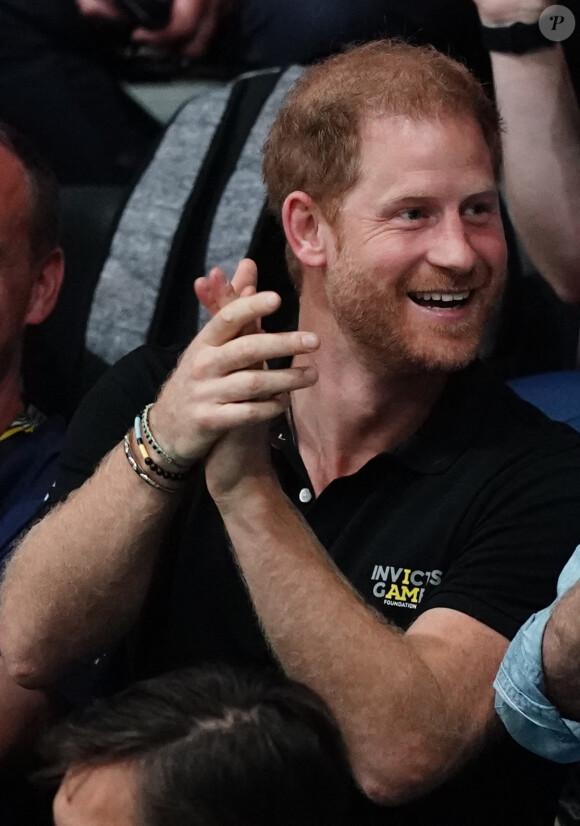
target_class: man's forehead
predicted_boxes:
[0,141,27,181]
[356,113,495,189]
[0,143,34,245]
[0,143,31,212]
[360,111,486,145]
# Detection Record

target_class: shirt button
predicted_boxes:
[299,488,312,503]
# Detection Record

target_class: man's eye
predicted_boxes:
[400,208,423,221]
[465,203,491,217]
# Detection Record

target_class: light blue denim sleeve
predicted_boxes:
[494,546,580,763]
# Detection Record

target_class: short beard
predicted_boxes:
[325,249,502,376]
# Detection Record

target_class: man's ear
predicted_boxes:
[25,248,65,326]
[282,191,330,270]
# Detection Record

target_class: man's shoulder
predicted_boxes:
[452,363,580,522]
[73,343,185,426]
[461,361,580,453]
[103,343,185,390]
[402,362,580,482]
[0,411,65,559]
[49,344,186,503]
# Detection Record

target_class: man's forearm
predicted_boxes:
[542,580,580,719]
[0,443,179,688]
[0,285,317,689]
[491,45,580,301]
[0,657,52,763]
[217,481,502,804]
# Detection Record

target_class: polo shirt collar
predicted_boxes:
[269,360,488,477]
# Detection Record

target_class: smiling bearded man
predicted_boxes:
[2,40,580,826]
[324,115,506,373]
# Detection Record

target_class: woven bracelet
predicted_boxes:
[123,433,178,494]
[133,416,192,482]
[141,403,190,469]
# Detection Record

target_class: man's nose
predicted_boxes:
[426,215,477,274]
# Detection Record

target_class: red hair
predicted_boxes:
[263,39,502,226]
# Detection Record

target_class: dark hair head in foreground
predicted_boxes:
[43,664,351,826]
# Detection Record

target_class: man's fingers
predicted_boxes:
[197,330,319,376]
[231,259,258,298]
[75,0,121,19]
[208,398,292,429]
[231,259,259,335]
[132,0,204,43]
[210,366,318,403]
[181,6,221,57]
[199,291,281,346]
[132,0,230,53]
[194,268,231,317]
[195,260,257,319]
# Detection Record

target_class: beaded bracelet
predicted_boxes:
[123,432,178,494]
[133,415,192,482]
[141,403,191,470]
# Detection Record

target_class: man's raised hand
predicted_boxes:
[194,259,258,318]
[75,0,122,20]
[149,281,318,468]
[131,0,232,58]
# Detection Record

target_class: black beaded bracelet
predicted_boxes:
[123,433,178,493]
[133,415,192,482]
[143,454,190,482]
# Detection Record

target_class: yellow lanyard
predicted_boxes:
[0,417,36,443]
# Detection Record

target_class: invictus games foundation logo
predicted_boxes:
[371,565,442,609]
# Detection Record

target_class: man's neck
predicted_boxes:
[291,368,446,496]
[291,309,448,496]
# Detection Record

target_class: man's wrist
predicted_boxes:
[213,472,281,518]
[480,20,555,54]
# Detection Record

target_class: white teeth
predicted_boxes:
[412,290,470,301]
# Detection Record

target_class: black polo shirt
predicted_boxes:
[51,344,580,826]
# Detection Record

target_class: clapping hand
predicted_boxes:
[195,260,318,509]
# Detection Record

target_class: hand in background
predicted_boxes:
[75,0,123,22]
[131,0,233,58]
[471,0,550,25]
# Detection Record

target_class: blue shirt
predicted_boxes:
[0,412,64,564]
[494,545,580,762]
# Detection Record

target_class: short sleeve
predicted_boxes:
[422,435,580,641]
[47,345,180,505]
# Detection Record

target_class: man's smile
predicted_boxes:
[407,290,472,310]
